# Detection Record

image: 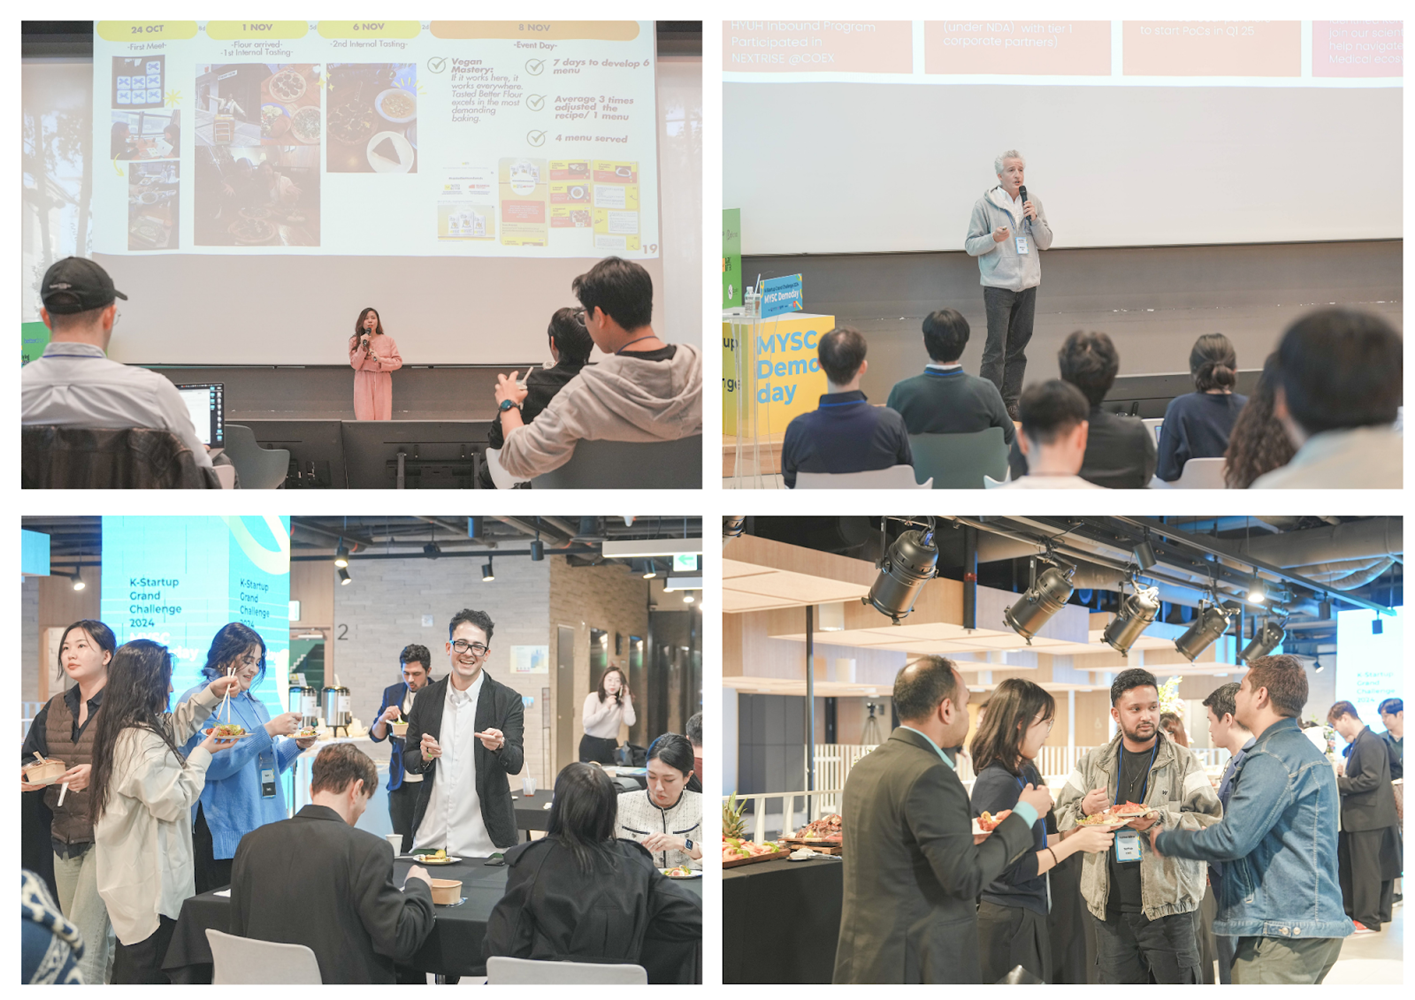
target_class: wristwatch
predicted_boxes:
[684,838,694,852]
[497,398,519,413]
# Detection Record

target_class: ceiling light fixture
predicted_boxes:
[1175,599,1235,662]
[334,542,349,569]
[1004,562,1076,645]
[864,518,939,625]
[1239,618,1286,664]
[337,567,352,586]
[1102,578,1161,657]
[482,558,495,582]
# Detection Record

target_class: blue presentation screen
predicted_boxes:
[1335,605,1403,724]
[101,516,290,717]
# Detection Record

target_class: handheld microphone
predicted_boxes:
[1019,184,1031,228]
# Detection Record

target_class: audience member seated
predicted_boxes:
[21,257,213,471]
[999,380,1104,489]
[1007,330,1154,487]
[484,762,700,973]
[1156,333,1248,482]
[781,327,911,488]
[617,734,703,869]
[885,308,1014,444]
[1223,352,1296,489]
[495,257,702,480]
[1252,308,1403,489]
[479,306,595,488]
[229,744,436,984]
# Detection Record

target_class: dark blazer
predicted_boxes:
[368,680,414,791]
[1338,726,1399,832]
[833,727,1037,984]
[229,805,435,984]
[484,838,700,967]
[402,671,525,849]
[1008,405,1157,488]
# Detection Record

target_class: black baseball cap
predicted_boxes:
[40,257,128,314]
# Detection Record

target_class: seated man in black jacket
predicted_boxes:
[1007,329,1157,487]
[781,326,911,488]
[886,308,1014,445]
[480,306,595,487]
[230,744,436,984]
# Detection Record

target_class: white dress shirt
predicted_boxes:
[22,342,213,468]
[413,671,495,857]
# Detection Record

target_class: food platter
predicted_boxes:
[410,850,461,865]
[289,106,321,144]
[661,866,701,879]
[228,216,277,245]
[268,69,307,103]
[329,102,378,145]
[203,726,256,739]
[722,837,789,868]
[1077,801,1157,828]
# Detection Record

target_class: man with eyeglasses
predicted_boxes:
[403,609,525,860]
[22,257,214,471]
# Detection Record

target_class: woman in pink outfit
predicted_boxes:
[348,307,403,420]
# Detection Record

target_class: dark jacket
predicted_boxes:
[229,805,436,984]
[487,360,591,450]
[21,426,220,489]
[484,838,701,966]
[781,391,912,488]
[1338,726,1399,832]
[1381,730,1402,781]
[402,672,525,849]
[970,760,1047,917]
[886,367,1015,443]
[833,727,1036,984]
[369,680,415,792]
[1008,405,1156,488]
[1156,391,1247,481]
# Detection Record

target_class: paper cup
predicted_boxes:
[523,776,537,796]
[386,834,403,853]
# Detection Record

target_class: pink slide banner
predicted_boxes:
[1123,22,1301,78]
[724,21,913,74]
[924,21,1110,76]
[1312,21,1403,78]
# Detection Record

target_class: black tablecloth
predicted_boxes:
[512,793,554,833]
[724,856,843,983]
[164,855,701,983]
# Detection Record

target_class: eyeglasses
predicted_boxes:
[451,640,489,656]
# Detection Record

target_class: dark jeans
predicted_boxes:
[112,914,176,984]
[1339,827,1398,929]
[981,284,1037,409]
[388,782,420,854]
[192,805,234,896]
[1092,909,1202,984]
[978,900,1052,983]
[579,733,618,764]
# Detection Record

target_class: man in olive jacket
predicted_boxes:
[833,656,1052,984]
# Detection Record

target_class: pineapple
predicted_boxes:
[723,791,746,841]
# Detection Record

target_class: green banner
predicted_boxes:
[722,208,742,309]
[22,321,50,366]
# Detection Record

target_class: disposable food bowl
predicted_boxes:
[429,879,462,905]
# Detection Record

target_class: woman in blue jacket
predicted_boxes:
[179,623,314,894]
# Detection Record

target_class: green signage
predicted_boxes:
[22,321,50,366]
[722,208,742,309]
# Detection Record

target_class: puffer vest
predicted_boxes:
[44,691,98,846]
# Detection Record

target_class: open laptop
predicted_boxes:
[174,382,224,449]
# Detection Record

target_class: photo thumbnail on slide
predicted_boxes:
[128,161,180,250]
[327,63,418,173]
[111,109,180,161]
[112,55,166,108]
[195,63,321,148]
[194,144,319,246]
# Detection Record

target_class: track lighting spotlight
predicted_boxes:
[1004,563,1076,644]
[423,542,441,559]
[1175,602,1234,662]
[70,571,86,592]
[482,559,495,582]
[1102,582,1161,657]
[334,543,349,569]
[337,567,352,586]
[530,538,544,561]
[1239,619,1286,664]
[1247,578,1266,603]
[1133,537,1158,571]
[864,525,939,625]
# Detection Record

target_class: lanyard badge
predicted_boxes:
[260,751,276,798]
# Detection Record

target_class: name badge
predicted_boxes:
[1015,236,1030,255]
[260,752,277,798]
[1115,828,1142,863]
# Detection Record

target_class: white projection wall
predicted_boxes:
[1336,606,1403,725]
[724,20,1402,254]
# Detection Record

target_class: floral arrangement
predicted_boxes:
[1157,676,1185,718]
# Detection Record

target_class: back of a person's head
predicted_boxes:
[310,743,378,799]
[548,306,594,364]
[1057,330,1120,407]
[818,327,867,386]
[1277,308,1402,436]
[921,309,969,363]
[546,762,618,873]
[685,712,703,748]
[1223,351,1296,488]
[1019,379,1089,447]
[571,256,653,332]
[1189,332,1238,392]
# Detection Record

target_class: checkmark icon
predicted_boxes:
[427,56,448,74]
[526,93,545,111]
[526,59,545,75]
[527,130,546,147]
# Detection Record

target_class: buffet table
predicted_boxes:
[723,856,842,983]
[164,855,701,983]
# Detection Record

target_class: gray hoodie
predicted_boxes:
[499,343,702,479]
[964,185,1053,291]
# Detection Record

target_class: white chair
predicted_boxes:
[793,465,932,489]
[483,447,529,489]
[205,928,322,984]
[213,464,236,489]
[1170,457,1227,489]
[485,956,647,984]
[984,475,1005,489]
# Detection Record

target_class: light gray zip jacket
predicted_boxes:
[1055,731,1222,922]
[964,185,1053,290]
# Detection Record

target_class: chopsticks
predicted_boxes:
[220,665,234,724]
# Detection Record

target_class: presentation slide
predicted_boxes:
[95,21,659,257]
[1336,606,1403,725]
[724,20,1402,252]
[100,516,291,718]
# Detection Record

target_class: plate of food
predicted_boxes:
[1077,801,1157,827]
[228,216,277,245]
[260,102,290,139]
[290,106,321,144]
[376,88,417,124]
[366,131,414,173]
[268,69,307,103]
[972,809,1013,836]
[293,726,319,739]
[661,865,700,879]
[204,724,253,739]
[411,849,461,865]
[329,102,377,145]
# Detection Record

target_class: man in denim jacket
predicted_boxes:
[1151,656,1352,983]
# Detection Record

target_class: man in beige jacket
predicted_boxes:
[494,257,701,480]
